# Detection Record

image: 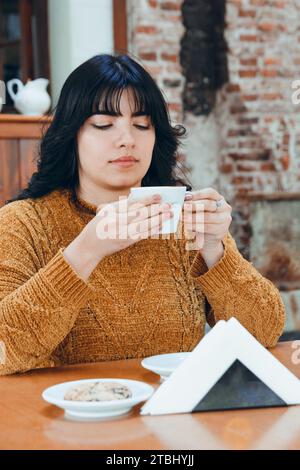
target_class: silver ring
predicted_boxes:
[215,199,223,212]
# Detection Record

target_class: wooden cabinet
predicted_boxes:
[0,0,50,113]
[0,114,51,206]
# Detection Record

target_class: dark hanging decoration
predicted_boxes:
[180,0,229,116]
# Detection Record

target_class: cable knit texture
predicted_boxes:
[0,189,285,375]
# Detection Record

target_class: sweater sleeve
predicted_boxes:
[0,202,91,376]
[187,232,286,348]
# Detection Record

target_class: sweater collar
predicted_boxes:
[68,189,98,216]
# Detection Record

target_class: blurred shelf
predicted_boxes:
[0,113,52,122]
[247,192,300,201]
[0,113,52,138]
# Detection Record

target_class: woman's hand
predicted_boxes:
[63,194,173,281]
[93,194,173,257]
[183,188,232,268]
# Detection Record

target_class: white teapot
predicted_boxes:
[7,78,51,115]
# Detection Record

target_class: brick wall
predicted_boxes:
[127,0,185,125]
[126,0,300,331]
[220,0,300,196]
[127,0,300,229]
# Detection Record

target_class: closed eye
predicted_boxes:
[134,125,150,130]
[92,124,112,130]
[92,124,150,131]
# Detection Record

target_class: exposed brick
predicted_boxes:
[281,155,290,170]
[238,117,259,125]
[161,52,178,62]
[261,69,278,77]
[228,129,240,137]
[240,58,257,66]
[229,150,271,161]
[261,93,283,100]
[278,24,287,32]
[242,94,258,101]
[240,35,258,42]
[220,163,234,173]
[264,116,277,123]
[238,141,261,149]
[260,162,276,171]
[139,52,157,61]
[258,23,276,32]
[264,57,281,66]
[231,176,254,185]
[161,2,181,10]
[226,84,241,92]
[168,102,182,112]
[275,1,286,7]
[136,25,159,34]
[236,188,251,196]
[230,105,247,114]
[239,70,257,78]
[250,0,267,5]
[229,129,255,137]
[283,134,290,145]
[239,10,256,18]
[237,163,258,172]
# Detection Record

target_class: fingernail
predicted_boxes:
[185,194,193,200]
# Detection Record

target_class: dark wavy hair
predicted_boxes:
[7,53,192,204]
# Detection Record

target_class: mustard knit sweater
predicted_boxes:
[0,189,285,375]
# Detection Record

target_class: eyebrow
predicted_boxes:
[95,111,149,117]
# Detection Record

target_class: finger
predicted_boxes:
[112,194,162,215]
[185,223,225,235]
[97,194,162,217]
[146,210,174,237]
[127,202,172,222]
[184,223,204,234]
[183,200,215,213]
[126,194,162,211]
[185,187,223,201]
[184,199,231,213]
[184,213,228,226]
[184,211,229,223]
[129,210,173,236]
[204,212,231,224]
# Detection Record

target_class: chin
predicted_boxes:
[110,176,142,189]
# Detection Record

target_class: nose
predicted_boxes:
[116,125,135,150]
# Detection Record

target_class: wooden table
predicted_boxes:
[0,341,299,450]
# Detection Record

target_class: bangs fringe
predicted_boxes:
[92,83,153,120]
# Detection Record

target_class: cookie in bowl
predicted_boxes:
[64,380,132,402]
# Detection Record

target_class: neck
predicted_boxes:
[76,180,142,207]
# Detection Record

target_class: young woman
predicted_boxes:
[0,54,285,375]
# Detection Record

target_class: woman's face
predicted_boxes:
[77,88,156,193]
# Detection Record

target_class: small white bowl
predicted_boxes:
[42,378,154,421]
[141,352,190,381]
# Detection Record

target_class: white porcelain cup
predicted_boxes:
[129,186,187,234]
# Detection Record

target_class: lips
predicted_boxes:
[111,156,137,163]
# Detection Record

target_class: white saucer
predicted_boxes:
[141,352,190,380]
[42,378,154,421]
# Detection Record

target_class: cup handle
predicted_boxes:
[7,79,23,102]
